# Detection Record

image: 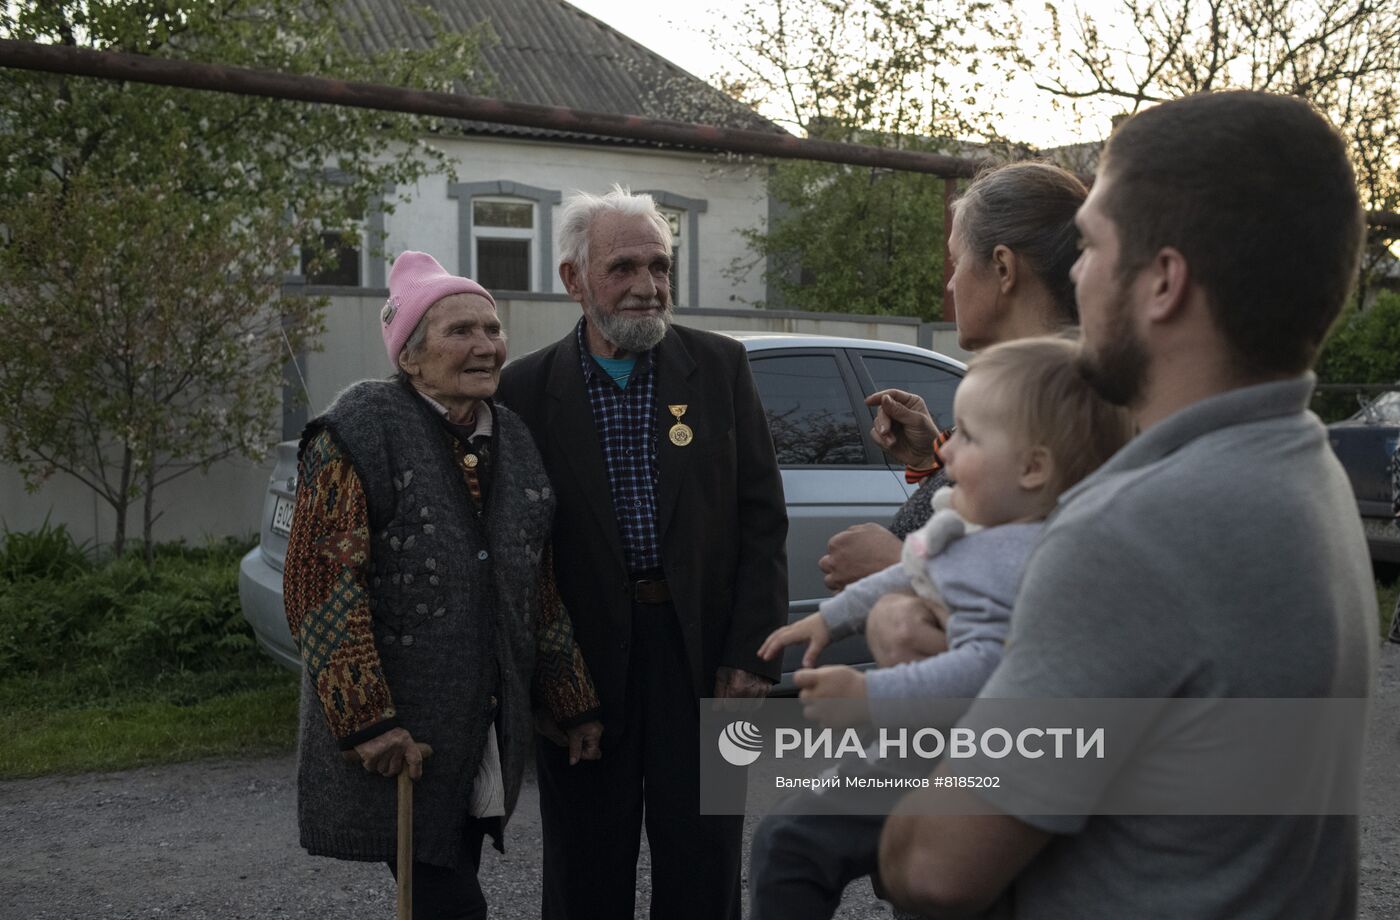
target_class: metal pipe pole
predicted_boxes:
[2,39,1396,232]
[0,39,986,179]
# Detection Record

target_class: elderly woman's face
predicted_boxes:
[398,293,506,412]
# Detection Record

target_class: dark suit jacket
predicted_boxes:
[497,322,788,732]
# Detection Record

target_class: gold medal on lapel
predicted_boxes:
[668,404,694,447]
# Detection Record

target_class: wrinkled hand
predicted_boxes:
[714,666,773,699]
[566,720,604,765]
[866,389,939,468]
[758,612,833,669]
[534,709,569,747]
[819,523,902,591]
[866,593,949,667]
[536,712,604,765]
[343,727,432,780]
[794,665,868,729]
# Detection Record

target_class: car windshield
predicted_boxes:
[1360,390,1400,422]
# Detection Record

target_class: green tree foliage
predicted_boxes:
[0,1,489,558]
[755,160,952,318]
[1314,290,1400,421]
[713,0,999,318]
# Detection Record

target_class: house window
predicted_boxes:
[661,207,684,305]
[301,231,361,286]
[639,191,705,307]
[472,198,535,292]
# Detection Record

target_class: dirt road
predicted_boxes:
[3,643,1399,919]
[0,751,894,919]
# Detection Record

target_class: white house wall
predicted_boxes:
[379,134,769,307]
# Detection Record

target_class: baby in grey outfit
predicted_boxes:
[818,484,1041,717]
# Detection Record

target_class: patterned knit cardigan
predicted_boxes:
[291,380,579,869]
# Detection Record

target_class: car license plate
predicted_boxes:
[1363,516,1400,544]
[271,496,296,537]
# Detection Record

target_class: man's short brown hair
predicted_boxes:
[1100,91,1364,378]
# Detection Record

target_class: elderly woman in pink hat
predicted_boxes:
[283,251,602,919]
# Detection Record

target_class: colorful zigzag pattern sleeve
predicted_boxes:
[532,543,601,730]
[283,430,399,750]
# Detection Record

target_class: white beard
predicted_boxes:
[586,296,672,352]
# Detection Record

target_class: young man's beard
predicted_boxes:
[1076,283,1149,409]
[585,295,672,353]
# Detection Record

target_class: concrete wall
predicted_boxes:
[1,293,961,550]
[299,289,961,413]
[0,452,273,552]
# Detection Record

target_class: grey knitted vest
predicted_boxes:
[294,379,554,869]
[890,469,948,539]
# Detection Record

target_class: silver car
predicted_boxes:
[238,333,966,688]
[1327,388,1400,576]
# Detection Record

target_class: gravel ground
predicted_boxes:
[3,642,1399,920]
[0,751,889,919]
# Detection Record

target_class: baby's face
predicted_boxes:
[941,373,1046,527]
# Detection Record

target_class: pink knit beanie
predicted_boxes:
[381,251,496,366]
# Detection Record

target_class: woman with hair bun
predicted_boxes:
[819,162,1092,611]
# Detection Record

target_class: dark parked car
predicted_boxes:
[1327,389,1400,580]
[238,333,967,690]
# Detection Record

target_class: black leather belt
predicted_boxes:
[631,577,671,604]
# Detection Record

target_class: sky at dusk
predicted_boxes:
[566,0,1123,149]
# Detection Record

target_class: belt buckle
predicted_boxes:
[632,577,667,604]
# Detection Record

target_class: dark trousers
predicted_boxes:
[537,601,744,920]
[386,816,491,920]
[750,745,939,920]
[749,797,887,920]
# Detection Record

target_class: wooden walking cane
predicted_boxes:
[395,743,432,920]
[397,770,413,920]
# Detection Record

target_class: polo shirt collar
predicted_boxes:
[1058,373,1316,507]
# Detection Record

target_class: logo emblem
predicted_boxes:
[381,296,400,326]
[717,720,764,766]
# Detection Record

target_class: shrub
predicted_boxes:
[0,516,91,582]
[0,534,265,696]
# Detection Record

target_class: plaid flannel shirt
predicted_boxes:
[576,318,662,574]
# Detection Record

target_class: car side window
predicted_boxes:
[749,353,866,466]
[860,355,961,433]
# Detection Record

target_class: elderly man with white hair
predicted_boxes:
[498,186,789,919]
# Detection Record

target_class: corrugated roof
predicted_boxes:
[339,0,786,147]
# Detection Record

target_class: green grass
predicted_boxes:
[0,530,303,779]
[1379,578,1399,640]
[0,666,298,779]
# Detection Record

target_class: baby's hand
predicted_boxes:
[867,594,949,667]
[758,612,832,669]
[794,665,869,728]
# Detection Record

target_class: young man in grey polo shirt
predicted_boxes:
[877,91,1375,919]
